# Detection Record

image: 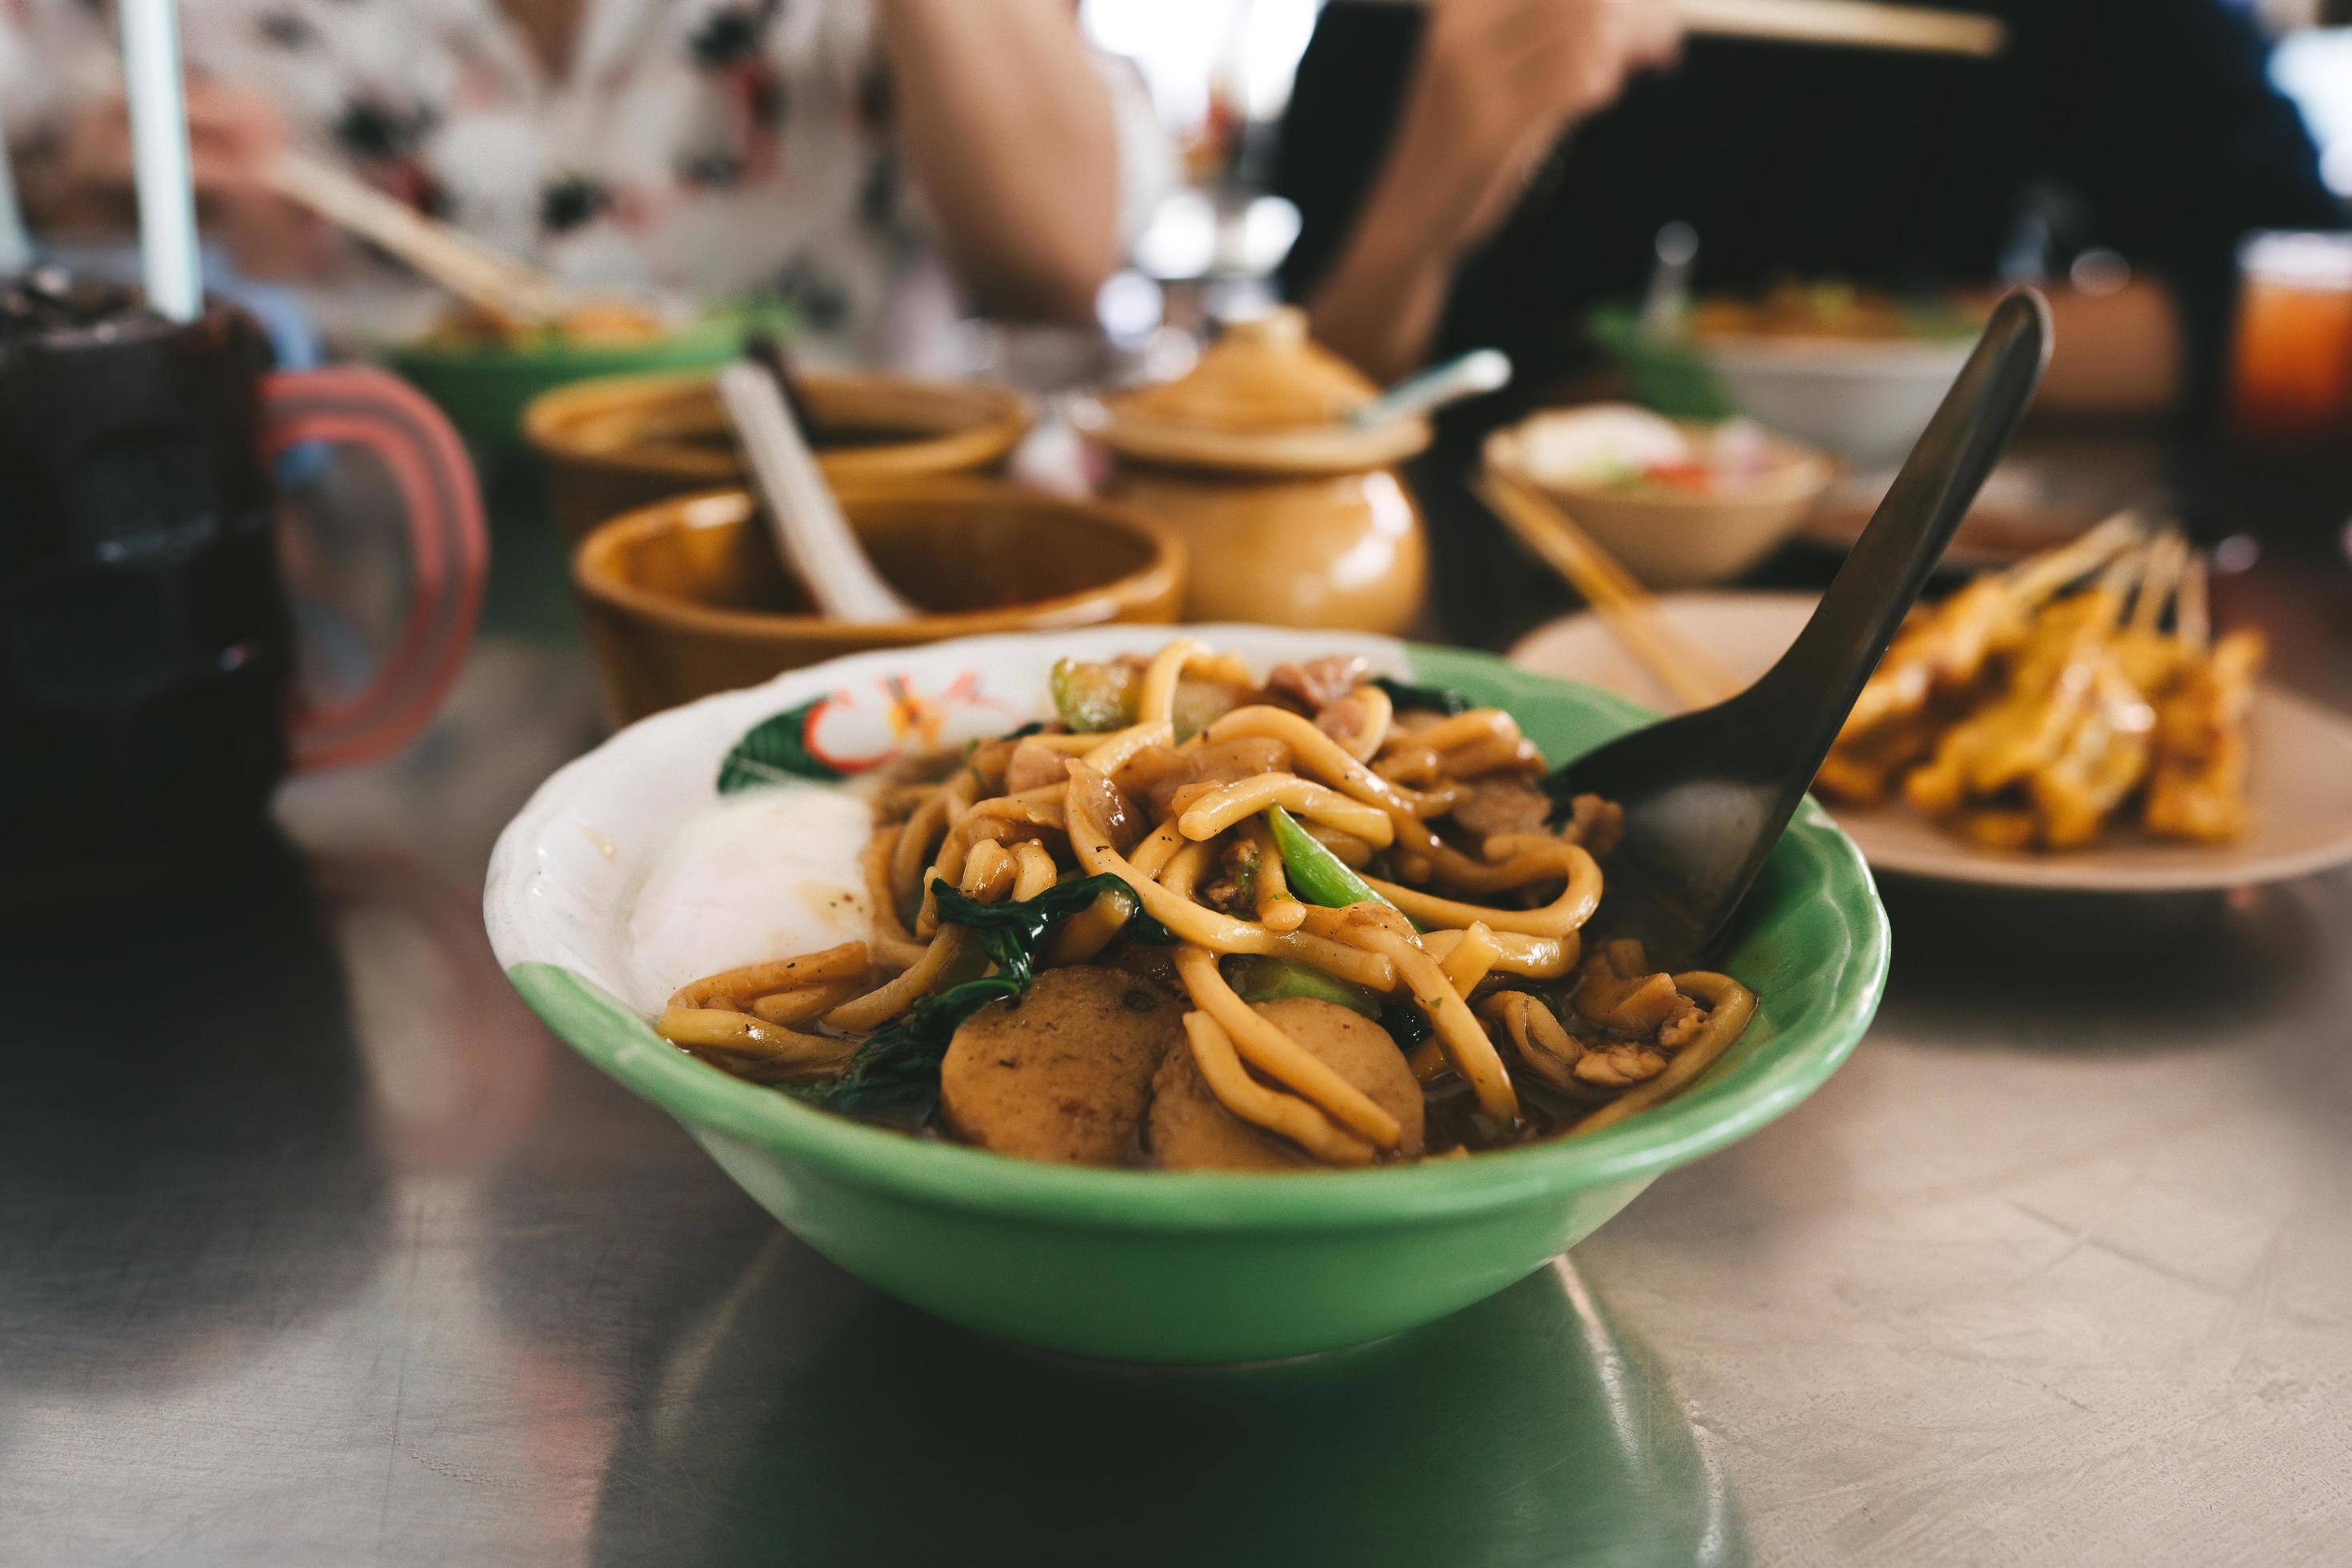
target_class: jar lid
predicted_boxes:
[1093,307,1429,474]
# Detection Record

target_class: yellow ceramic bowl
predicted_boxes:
[571,478,1185,723]
[526,369,1034,542]
[1485,426,1834,590]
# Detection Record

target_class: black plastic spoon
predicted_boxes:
[1550,288,2053,968]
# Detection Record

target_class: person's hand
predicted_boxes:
[29,81,338,278]
[1390,0,1680,260]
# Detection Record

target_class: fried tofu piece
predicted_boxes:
[941,966,1180,1166]
[1148,999,1424,1171]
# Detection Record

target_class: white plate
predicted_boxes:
[1511,592,2352,893]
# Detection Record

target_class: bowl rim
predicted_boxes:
[1693,334,1976,377]
[1070,392,1431,478]
[569,480,1187,642]
[487,627,1890,1232]
[1484,424,1839,512]
[380,319,747,371]
[522,366,1036,479]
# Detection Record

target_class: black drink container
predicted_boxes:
[0,292,294,902]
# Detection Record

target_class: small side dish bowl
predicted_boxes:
[484,626,1889,1362]
[383,310,787,461]
[1486,417,1834,589]
[1588,306,1974,470]
[526,368,1034,542]
[570,479,1184,723]
[1698,335,1973,471]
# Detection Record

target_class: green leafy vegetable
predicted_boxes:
[1378,1001,1433,1051]
[796,975,1021,1126]
[1050,658,1139,732]
[1222,955,1382,1018]
[1170,680,1241,743]
[1123,897,1181,946]
[796,872,1146,1124]
[717,699,846,791]
[1049,658,1238,740]
[928,875,1133,985]
[1264,805,1392,910]
[1536,770,1597,831]
[1371,676,1470,716]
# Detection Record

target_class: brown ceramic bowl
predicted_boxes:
[572,478,1185,723]
[526,368,1034,542]
[1484,422,1835,590]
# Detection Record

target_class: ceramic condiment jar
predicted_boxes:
[1093,307,1428,633]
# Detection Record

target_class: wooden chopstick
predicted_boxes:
[1474,465,1742,712]
[1355,0,2004,58]
[266,151,574,324]
[1674,0,2002,56]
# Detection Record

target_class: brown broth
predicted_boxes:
[1420,1073,1597,1155]
[674,425,938,457]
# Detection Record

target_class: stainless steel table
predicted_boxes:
[6,503,2350,1566]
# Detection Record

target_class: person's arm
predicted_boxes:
[875,0,1126,323]
[16,79,336,279]
[1296,0,1679,382]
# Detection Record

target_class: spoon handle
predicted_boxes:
[1742,289,2050,765]
[1350,349,1513,427]
[718,362,915,623]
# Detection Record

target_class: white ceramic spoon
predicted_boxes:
[1348,348,1513,428]
[717,360,916,622]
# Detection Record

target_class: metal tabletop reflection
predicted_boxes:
[6,497,2350,1563]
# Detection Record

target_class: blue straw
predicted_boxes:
[119,0,202,320]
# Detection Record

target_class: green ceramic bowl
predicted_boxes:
[1587,304,1739,419]
[485,626,1888,1362]
[382,305,795,459]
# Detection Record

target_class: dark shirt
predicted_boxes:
[1274,0,2344,426]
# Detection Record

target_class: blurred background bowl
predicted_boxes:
[526,368,1034,542]
[1590,305,1973,469]
[1697,335,1972,470]
[570,478,1182,724]
[381,310,787,462]
[1485,422,1835,588]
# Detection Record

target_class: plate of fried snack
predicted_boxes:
[1512,518,2352,891]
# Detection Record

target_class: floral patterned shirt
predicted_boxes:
[0,0,1168,362]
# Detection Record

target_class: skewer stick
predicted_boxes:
[2093,540,2149,608]
[1474,466,1739,711]
[2174,554,2210,653]
[2129,528,2189,637]
[2006,510,2146,605]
